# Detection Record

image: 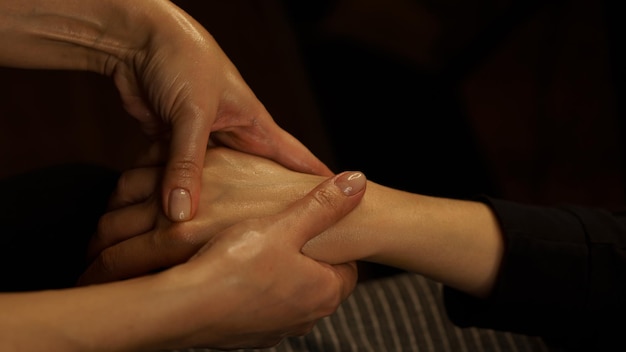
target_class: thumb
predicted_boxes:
[162,113,211,222]
[272,171,367,248]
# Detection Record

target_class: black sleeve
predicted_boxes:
[443,197,626,351]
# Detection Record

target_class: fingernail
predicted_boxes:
[169,188,191,221]
[335,171,366,196]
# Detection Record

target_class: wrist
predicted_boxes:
[0,275,167,352]
[79,269,221,352]
[147,264,225,349]
[370,195,504,297]
[301,180,394,263]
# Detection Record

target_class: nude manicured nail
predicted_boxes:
[169,188,191,221]
[335,172,366,196]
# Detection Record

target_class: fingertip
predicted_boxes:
[334,171,366,197]
[277,171,366,248]
[168,187,192,221]
[165,111,211,221]
[162,161,203,222]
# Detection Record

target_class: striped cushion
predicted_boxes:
[180,273,554,352]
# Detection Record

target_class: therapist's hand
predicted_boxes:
[7,171,364,352]
[159,171,364,350]
[112,0,333,222]
[0,0,332,223]
[80,147,365,284]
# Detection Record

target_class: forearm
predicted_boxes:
[0,270,208,352]
[303,181,504,298]
[187,150,506,298]
[370,189,505,298]
[0,0,171,72]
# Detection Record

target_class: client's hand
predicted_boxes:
[80,147,348,284]
[81,146,503,299]
[60,170,365,351]
[157,171,364,350]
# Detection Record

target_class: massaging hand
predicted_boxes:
[0,0,331,222]
[80,147,366,284]
[158,171,363,350]
[1,171,363,351]
[82,145,506,299]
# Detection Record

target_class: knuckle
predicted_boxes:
[317,285,343,317]
[92,248,119,281]
[319,300,340,318]
[115,171,133,195]
[169,159,202,181]
[110,171,140,206]
[297,323,316,336]
[96,213,115,238]
[114,170,144,200]
[257,338,283,349]
[311,187,341,211]
[160,224,201,247]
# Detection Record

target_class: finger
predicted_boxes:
[79,229,200,285]
[107,167,160,211]
[267,126,334,176]
[330,261,359,302]
[162,112,211,222]
[86,201,158,262]
[271,171,366,249]
[211,123,333,177]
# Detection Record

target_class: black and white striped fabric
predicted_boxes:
[180,273,557,352]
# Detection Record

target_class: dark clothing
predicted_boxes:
[0,164,118,292]
[444,197,626,351]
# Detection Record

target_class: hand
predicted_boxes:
[0,0,332,223]
[1,171,364,351]
[160,170,365,350]
[112,0,333,222]
[80,147,364,284]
